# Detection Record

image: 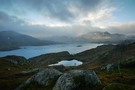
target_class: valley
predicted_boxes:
[0,43,135,90]
[0,0,135,89]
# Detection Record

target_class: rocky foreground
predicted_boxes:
[16,68,101,90]
[0,43,135,90]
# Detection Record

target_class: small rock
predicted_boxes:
[106,64,114,72]
[7,68,10,71]
[100,64,114,72]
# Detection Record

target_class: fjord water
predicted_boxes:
[0,43,102,58]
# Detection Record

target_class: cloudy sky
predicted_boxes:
[0,0,135,38]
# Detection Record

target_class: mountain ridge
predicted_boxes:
[0,31,57,51]
[44,31,135,44]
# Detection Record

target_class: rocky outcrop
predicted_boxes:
[53,70,101,90]
[74,44,115,62]
[100,64,115,72]
[16,68,62,90]
[10,56,28,65]
[19,68,41,75]
[29,51,73,67]
[74,43,135,69]
[2,55,29,65]
[16,69,101,90]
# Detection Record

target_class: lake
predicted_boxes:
[0,43,102,58]
[48,59,83,67]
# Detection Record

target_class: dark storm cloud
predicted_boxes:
[0,11,79,37]
[0,0,103,22]
[25,0,103,22]
[0,11,25,31]
[0,10,93,38]
[0,11,13,22]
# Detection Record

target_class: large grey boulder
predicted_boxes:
[16,68,62,90]
[53,70,101,90]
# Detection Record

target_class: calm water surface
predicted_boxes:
[48,59,83,66]
[0,43,102,58]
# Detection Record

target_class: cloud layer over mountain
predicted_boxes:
[0,0,135,38]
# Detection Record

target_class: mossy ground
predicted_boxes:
[97,67,135,90]
[103,83,135,90]
[0,58,34,90]
[0,55,135,90]
[1,61,135,90]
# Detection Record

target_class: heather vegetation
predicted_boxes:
[0,42,135,90]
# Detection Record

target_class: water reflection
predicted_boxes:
[48,59,83,66]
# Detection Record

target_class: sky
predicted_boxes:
[0,0,135,38]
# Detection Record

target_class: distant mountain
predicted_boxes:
[45,36,84,44]
[0,31,56,51]
[79,31,135,44]
[45,32,135,44]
